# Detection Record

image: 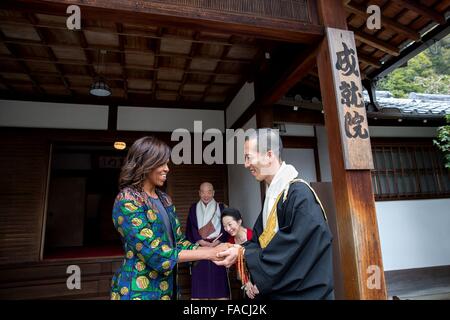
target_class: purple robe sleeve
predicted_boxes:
[185,203,202,243]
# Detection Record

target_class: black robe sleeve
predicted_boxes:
[244,182,334,299]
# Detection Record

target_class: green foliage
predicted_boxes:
[434,115,450,170]
[428,36,450,75]
[378,35,450,169]
[377,35,450,97]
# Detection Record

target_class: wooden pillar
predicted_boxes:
[108,104,118,131]
[255,104,273,202]
[256,105,273,129]
[316,0,387,299]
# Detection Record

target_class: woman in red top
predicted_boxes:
[221,208,253,245]
[221,207,253,299]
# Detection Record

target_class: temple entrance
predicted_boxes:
[44,143,125,259]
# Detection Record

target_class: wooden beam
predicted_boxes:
[0,21,255,64]
[6,0,324,44]
[116,23,128,100]
[151,28,163,101]
[316,0,387,300]
[350,27,400,56]
[202,36,234,102]
[368,117,446,127]
[273,107,324,125]
[108,105,118,131]
[0,91,226,110]
[0,74,15,92]
[0,71,234,91]
[282,136,318,149]
[0,55,247,76]
[272,106,446,128]
[0,30,44,94]
[177,31,202,102]
[255,103,274,203]
[25,13,75,96]
[345,1,420,41]
[76,30,96,78]
[230,47,317,129]
[358,53,382,68]
[262,48,318,108]
[362,79,380,111]
[224,41,275,106]
[369,21,450,80]
[0,82,216,99]
[0,12,261,55]
[390,0,446,25]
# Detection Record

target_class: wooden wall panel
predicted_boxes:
[0,257,122,300]
[0,133,49,265]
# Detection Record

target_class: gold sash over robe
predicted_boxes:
[259,179,327,249]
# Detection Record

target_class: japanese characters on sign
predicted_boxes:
[327,27,374,170]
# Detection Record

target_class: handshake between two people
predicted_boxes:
[199,242,239,268]
[197,243,260,299]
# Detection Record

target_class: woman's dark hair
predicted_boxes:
[221,208,243,223]
[119,136,171,190]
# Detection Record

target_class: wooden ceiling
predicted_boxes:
[347,0,449,77]
[0,6,275,109]
[0,0,449,110]
[292,0,449,98]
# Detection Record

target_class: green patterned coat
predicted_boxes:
[111,187,197,300]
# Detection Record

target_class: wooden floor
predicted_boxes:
[385,265,450,300]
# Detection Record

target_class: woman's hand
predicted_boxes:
[210,243,232,262]
[195,243,229,261]
[209,245,228,261]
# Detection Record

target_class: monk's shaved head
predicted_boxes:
[199,182,214,192]
[199,182,215,204]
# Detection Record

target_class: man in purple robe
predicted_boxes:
[185,182,230,299]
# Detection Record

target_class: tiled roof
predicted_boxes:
[364,91,450,117]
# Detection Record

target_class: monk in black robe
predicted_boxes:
[215,128,334,300]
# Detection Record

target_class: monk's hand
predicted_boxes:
[205,243,230,262]
[215,242,232,252]
[244,282,259,299]
[213,246,239,268]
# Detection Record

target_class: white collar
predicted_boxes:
[262,162,298,230]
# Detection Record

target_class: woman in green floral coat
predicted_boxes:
[111,136,229,300]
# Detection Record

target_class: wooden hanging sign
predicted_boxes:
[326,27,374,170]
